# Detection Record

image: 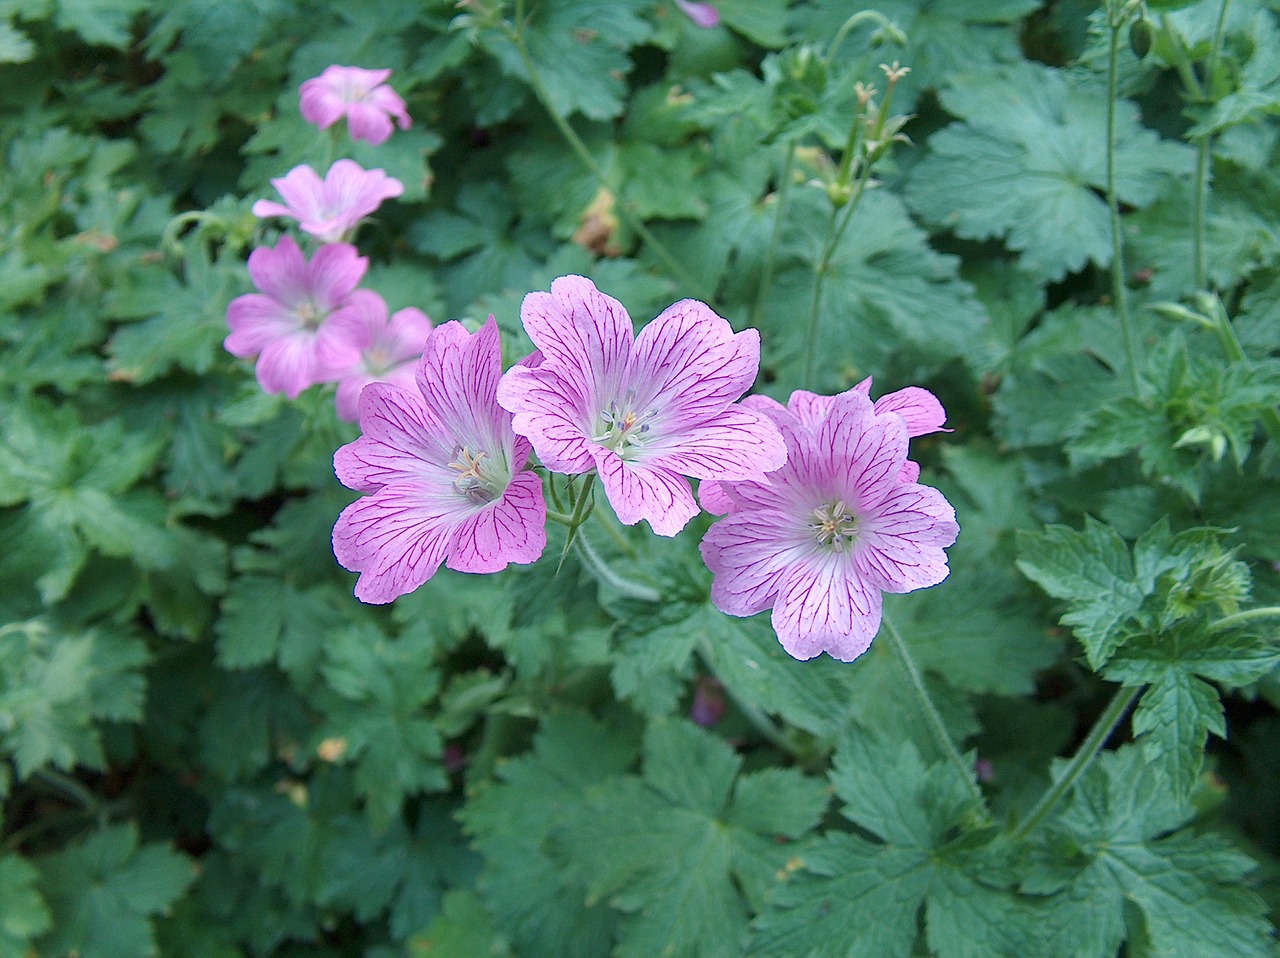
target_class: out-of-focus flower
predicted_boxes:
[252,160,403,242]
[299,65,411,145]
[330,301,433,421]
[699,389,958,662]
[332,319,546,604]
[224,236,378,398]
[675,0,719,28]
[497,275,786,536]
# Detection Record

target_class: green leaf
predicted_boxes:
[1016,518,1145,668]
[1131,670,1224,796]
[36,825,195,958]
[1031,747,1273,958]
[752,735,1037,958]
[907,61,1192,281]
[481,0,653,121]
[566,720,828,958]
[215,573,345,685]
[0,854,51,958]
[0,21,34,63]
[409,890,513,958]
[53,0,148,48]
[461,712,637,958]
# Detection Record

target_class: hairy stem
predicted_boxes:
[881,613,987,811]
[1106,6,1141,394]
[1209,606,1280,632]
[508,1,712,302]
[750,144,796,330]
[1193,0,1233,290]
[573,533,660,602]
[1011,684,1141,840]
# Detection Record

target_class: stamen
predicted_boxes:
[810,499,859,551]
[447,446,498,504]
[593,393,658,458]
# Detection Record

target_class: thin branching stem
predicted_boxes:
[751,144,796,330]
[1193,0,1233,290]
[574,532,659,602]
[508,0,713,302]
[1011,684,1141,841]
[1209,606,1280,632]
[881,613,987,811]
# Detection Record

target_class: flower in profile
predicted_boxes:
[699,389,959,662]
[675,0,719,28]
[299,66,411,146]
[224,236,379,398]
[329,300,434,421]
[332,318,546,604]
[252,160,403,242]
[699,378,948,513]
[496,275,786,536]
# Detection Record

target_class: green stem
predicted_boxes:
[750,144,796,330]
[1209,606,1280,632]
[802,170,872,388]
[881,613,986,811]
[1106,7,1142,395]
[574,533,659,602]
[1011,684,1141,840]
[508,1,713,302]
[1193,0,1232,290]
[1203,295,1280,444]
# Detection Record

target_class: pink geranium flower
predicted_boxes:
[496,275,786,536]
[252,160,403,242]
[299,66,411,146]
[675,0,720,27]
[699,378,949,513]
[332,318,546,604]
[699,389,959,662]
[329,301,434,421]
[224,236,378,398]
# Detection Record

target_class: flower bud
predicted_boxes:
[1129,17,1154,60]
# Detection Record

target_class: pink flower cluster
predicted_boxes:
[328,275,959,663]
[223,69,960,664]
[225,67,424,417]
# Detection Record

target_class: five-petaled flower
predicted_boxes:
[497,275,786,536]
[699,388,959,662]
[328,299,434,422]
[332,318,547,604]
[252,159,403,243]
[224,236,379,398]
[300,66,411,146]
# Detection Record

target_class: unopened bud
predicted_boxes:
[827,180,854,207]
[1129,17,1154,60]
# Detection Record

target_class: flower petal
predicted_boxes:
[645,405,785,480]
[772,554,881,662]
[592,449,697,536]
[874,386,949,437]
[701,509,809,616]
[855,482,959,593]
[334,382,454,492]
[497,363,596,473]
[820,392,907,512]
[446,470,547,573]
[332,482,460,603]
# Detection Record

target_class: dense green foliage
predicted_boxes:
[1,0,1279,955]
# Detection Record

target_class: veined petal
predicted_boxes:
[874,386,949,437]
[306,243,369,308]
[416,319,506,452]
[627,300,760,421]
[332,482,460,604]
[855,483,959,593]
[246,236,309,304]
[497,363,595,473]
[786,389,836,431]
[592,448,697,536]
[519,275,633,409]
[645,405,785,480]
[334,382,454,492]
[447,470,547,573]
[772,554,881,662]
[698,480,734,515]
[700,509,809,616]
[821,393,907,512]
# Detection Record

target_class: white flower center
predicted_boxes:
[593,390,657,459]
[295,300,326,330]
[447,445,500,504]
[810,500,859,551]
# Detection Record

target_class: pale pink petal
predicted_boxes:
[898,460,920,483]
[447,470,547,573]
[387,307,433,352]
[225,294,296,356]
[332,482,460,604]
[785,389,835,431]
[298,82,346,128]
[255,333,326,398]
[700,510,809,616]
[416,319,506,451]
[645,406,785,480]
[772,556,881,662]
[306,243,369,309]
[328,158,403,220]
[267,166,327,222]
[874,386,949,437]
[346,102,394,145]
[675,0,720,27]
[245,235,309,304]
[698,480,734,515]
[497,364,596,473]
[334,383,455,492]
[820,393,908,513]
[592,450,698,536]
[368,85,411,129]
[519,275,633,410]
[855,483,959,593]
[627,301,760,423]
